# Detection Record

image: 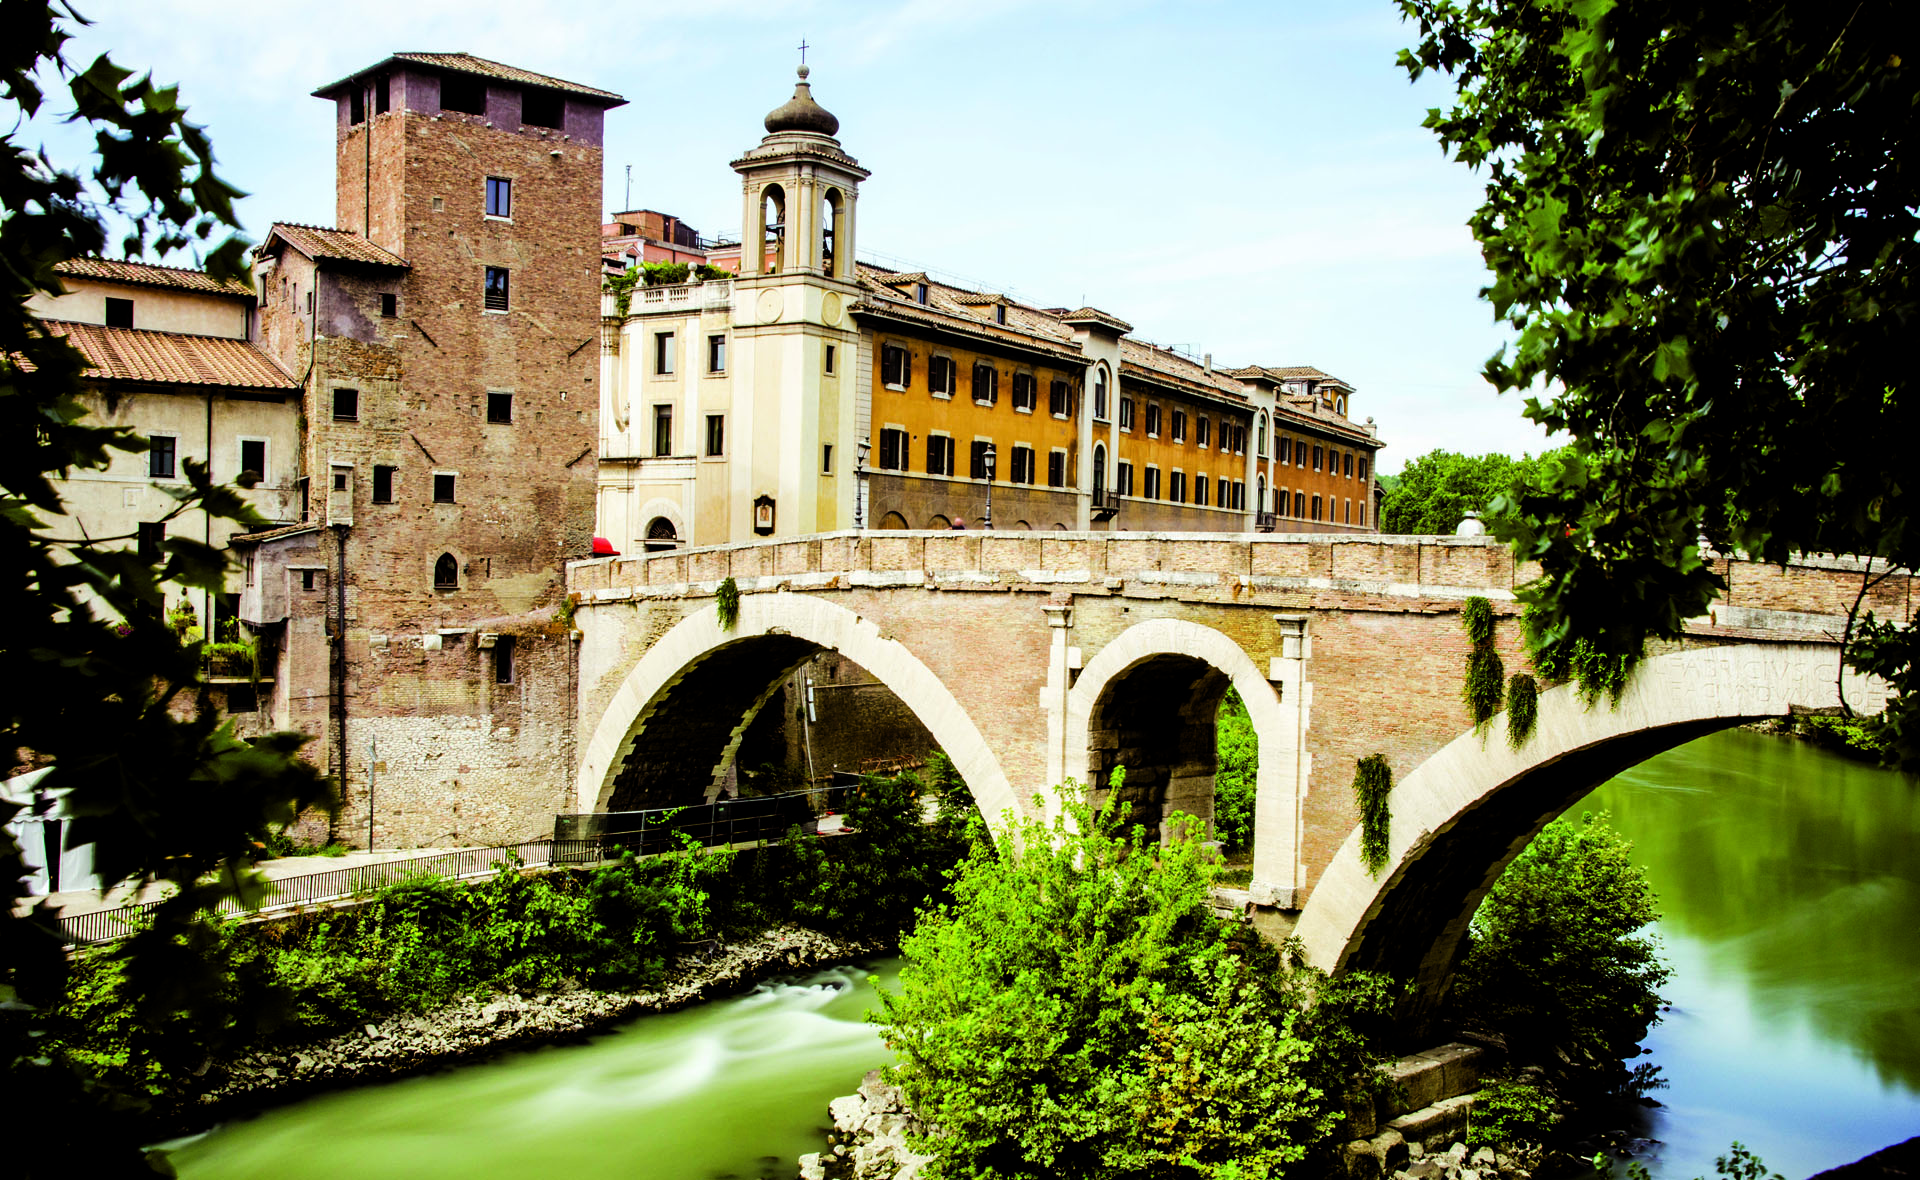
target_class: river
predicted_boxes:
[168,728,1917,1180]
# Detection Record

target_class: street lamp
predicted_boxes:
[855,440,871,529]
[982,443,996,530]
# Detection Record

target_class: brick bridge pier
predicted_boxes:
[567,531,1903,1019]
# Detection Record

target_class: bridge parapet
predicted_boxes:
[567,531,1909,636]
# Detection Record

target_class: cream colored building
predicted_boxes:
[598,67,1384,551]
[26,258,302,636]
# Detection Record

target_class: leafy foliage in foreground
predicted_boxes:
[1,6,332,1172]
[1450,812,1671,1100]
[877,779,1398,1180]
[1397,0,1920,768]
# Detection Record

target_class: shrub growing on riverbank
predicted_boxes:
[876,776,1398,1180]
[47,764,974,1108]
[1449,811,1671,1100]
[1214,690,1258,853]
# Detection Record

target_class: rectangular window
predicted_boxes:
[915,283,929,305]
[972,362,998,406]
[1049,379,1069,417]
[486,176,511,218]
[970,440,994,480]
[105,297,134,328]
[137,521,164,562]
[1279,437,1291,465]
[372,464,394,503]
[1143,466,1161,500]
[1169,471,1186,503]
[374,75,390,114]
[1047,449,1067,488]
[521,89,563,129]
[487,391,513,424]
[881,344,910,389]
[1145,403,1161,437]
[1313,445,1324,472]
[654,332,675,375]
[705,414,725,457]
[1010,445,1035,485]
[239,439,267,483]
[1197,417,1211,448]
[494,636,515,684]
[1234,425,1247,455]
[1117,461,1134,496]
[301,568,317,591]
[1343,451,1354,478]
[879,427,907,470]
[928,355,955,397]
[1345,498,1353,524]
[434,473,456,503]
[1235,481,1247,510]
[1094,373,1109,421]
[148,435,176,479]
[1011,373,1036,412]
[333,387,359,421]
[1171,410,1187,443]
[349,87,365,124]
[822,444,833,474]
[1196,475,1209,506]
[1295,491,1306,517]
[1312,494,1323,521]
[824,344,837,374]
[1358,457,1370,482]
[653,405,673,457]
[441,74,487,115]
[707,334,726,374]
[926,434,955,476]
[380,292,397,318]
[1119,397,1134,431]
[484,266,509,311]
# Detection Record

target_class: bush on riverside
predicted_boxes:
[1214,690,1258,854]
[876,775,1399,1180]
[46,764,974,1105]
[1448,811,1671,1100]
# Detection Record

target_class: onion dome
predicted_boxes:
[764,65,839,137]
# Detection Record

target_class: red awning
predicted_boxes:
[592,536,620,557]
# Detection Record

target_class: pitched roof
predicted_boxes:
[260,224,409,268]
[41,321,298,390]
[1118,339,1251,403]
[314,53,626,105]
[54,257,252,298]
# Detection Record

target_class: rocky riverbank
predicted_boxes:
[799,1070,933,1180]
[196,924,886,1121]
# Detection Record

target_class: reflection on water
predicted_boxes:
[1584,729,1920,1179]
[168,959,904,1180]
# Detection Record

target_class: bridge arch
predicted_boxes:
[1064,619,1296,893]
[1293,641,1890,1029]
[575,592,1018,824]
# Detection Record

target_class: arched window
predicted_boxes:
[1257,474,1266,513]
[1093,443,1107,497]
[760,184,786,274]
[1093,366,1110,421]
[1257,413,1268,457]
[434,553,458,590]
[644,516,678,552]
[821,188,842,278]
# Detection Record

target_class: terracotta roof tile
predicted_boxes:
[54,257,252,298]
[1119,339,1250,401]
[42,321,298,390]
[316,53,626,104]
[261,224,409,268]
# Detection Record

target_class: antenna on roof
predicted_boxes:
[624,164,632,212]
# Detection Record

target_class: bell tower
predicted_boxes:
[725,66,870,538]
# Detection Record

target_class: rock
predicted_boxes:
[1448,1142,1470,1162]
[1461,1168,1481,1180]
[1473,1147,1498,1168]
[1406,1159,1446,1180]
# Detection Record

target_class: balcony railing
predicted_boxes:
[637,279,733,312]
[1255,511,1277,533]
[1091,487,1120,520]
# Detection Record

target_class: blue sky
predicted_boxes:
[41,0,1557,472]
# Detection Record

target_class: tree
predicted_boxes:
[1448,812,1671,1100]
[2,4,330,1171]
[874,780,1396,1180]
[1379,448,1560,535]
[1397,1,1920,765]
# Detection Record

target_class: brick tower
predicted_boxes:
[242,55,626,847]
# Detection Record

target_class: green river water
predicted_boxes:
[169,728,1918,1180]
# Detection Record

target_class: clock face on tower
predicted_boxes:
[822,293,843,325]
[757,288,783,324]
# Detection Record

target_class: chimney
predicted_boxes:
[1203,352,1212,374]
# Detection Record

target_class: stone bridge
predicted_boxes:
[566,531,1904,1018]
